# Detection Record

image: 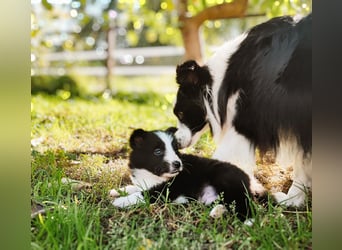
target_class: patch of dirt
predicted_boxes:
[255,151,293,193]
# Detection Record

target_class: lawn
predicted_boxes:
[31,75,312,249]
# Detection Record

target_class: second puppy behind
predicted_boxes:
[111,128,266,220]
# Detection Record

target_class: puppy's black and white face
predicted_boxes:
[173,60,212,148]
[129,129,183,184]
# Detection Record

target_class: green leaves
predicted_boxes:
[41,0,52,11]
[250,0,311,17]
[33,0,312,52]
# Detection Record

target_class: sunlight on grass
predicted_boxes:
[31,75,311,249]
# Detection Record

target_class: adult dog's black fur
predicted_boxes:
[173,14,312,207]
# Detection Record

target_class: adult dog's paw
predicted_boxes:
[273,191,305,207]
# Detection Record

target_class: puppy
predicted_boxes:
[111,128,264,220]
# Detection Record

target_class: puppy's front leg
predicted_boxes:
[112,192,145,208]
[109,185,141,198]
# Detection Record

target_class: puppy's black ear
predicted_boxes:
[166,127,177,135]
[129,129,146,149]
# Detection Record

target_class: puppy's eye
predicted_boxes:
[177,112,184,120]
[154,148,163,156]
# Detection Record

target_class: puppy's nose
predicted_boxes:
[172,160,182,169]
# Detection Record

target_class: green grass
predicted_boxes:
[31,76,311,249]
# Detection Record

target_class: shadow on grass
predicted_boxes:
[31,147,129,163]
[113,91,169,105]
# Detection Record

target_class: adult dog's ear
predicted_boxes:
[129,129,146,149]
[166,127,177,135]
[176,60,211,87]
[176,60,200,85]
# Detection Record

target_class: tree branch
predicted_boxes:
[176,0,257,64]
[193,0,248,27]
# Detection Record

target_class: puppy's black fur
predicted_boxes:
[127,128,261,220]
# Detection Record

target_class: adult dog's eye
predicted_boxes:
[177,112,184,120]
[154,148,163,156]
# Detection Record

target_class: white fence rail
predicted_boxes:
[33,66,178,76]
[41,46,184,61]
[33,46,185,76]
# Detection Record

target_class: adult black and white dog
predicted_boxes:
[173,14,311,207]
[110,128,263,220]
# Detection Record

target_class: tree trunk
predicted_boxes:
[177,0,248,65]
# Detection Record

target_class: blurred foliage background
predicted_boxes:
[31,0,311,97]
[31,0,311,50]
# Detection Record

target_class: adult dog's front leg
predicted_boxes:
[212,127,255,176]
[273,155,311,207]
[212,127,265,195]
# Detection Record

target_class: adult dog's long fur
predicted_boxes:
[173,14,312,207]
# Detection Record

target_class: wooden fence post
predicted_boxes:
[105,10,117,97]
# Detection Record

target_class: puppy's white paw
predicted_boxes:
[112,192,144,208]
[109,189,120,198]
[122,185,141,195]
[112,197,130,208]
[209,204,227,218]
[109,185,141,199]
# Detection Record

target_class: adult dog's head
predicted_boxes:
[173,60,213,148]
